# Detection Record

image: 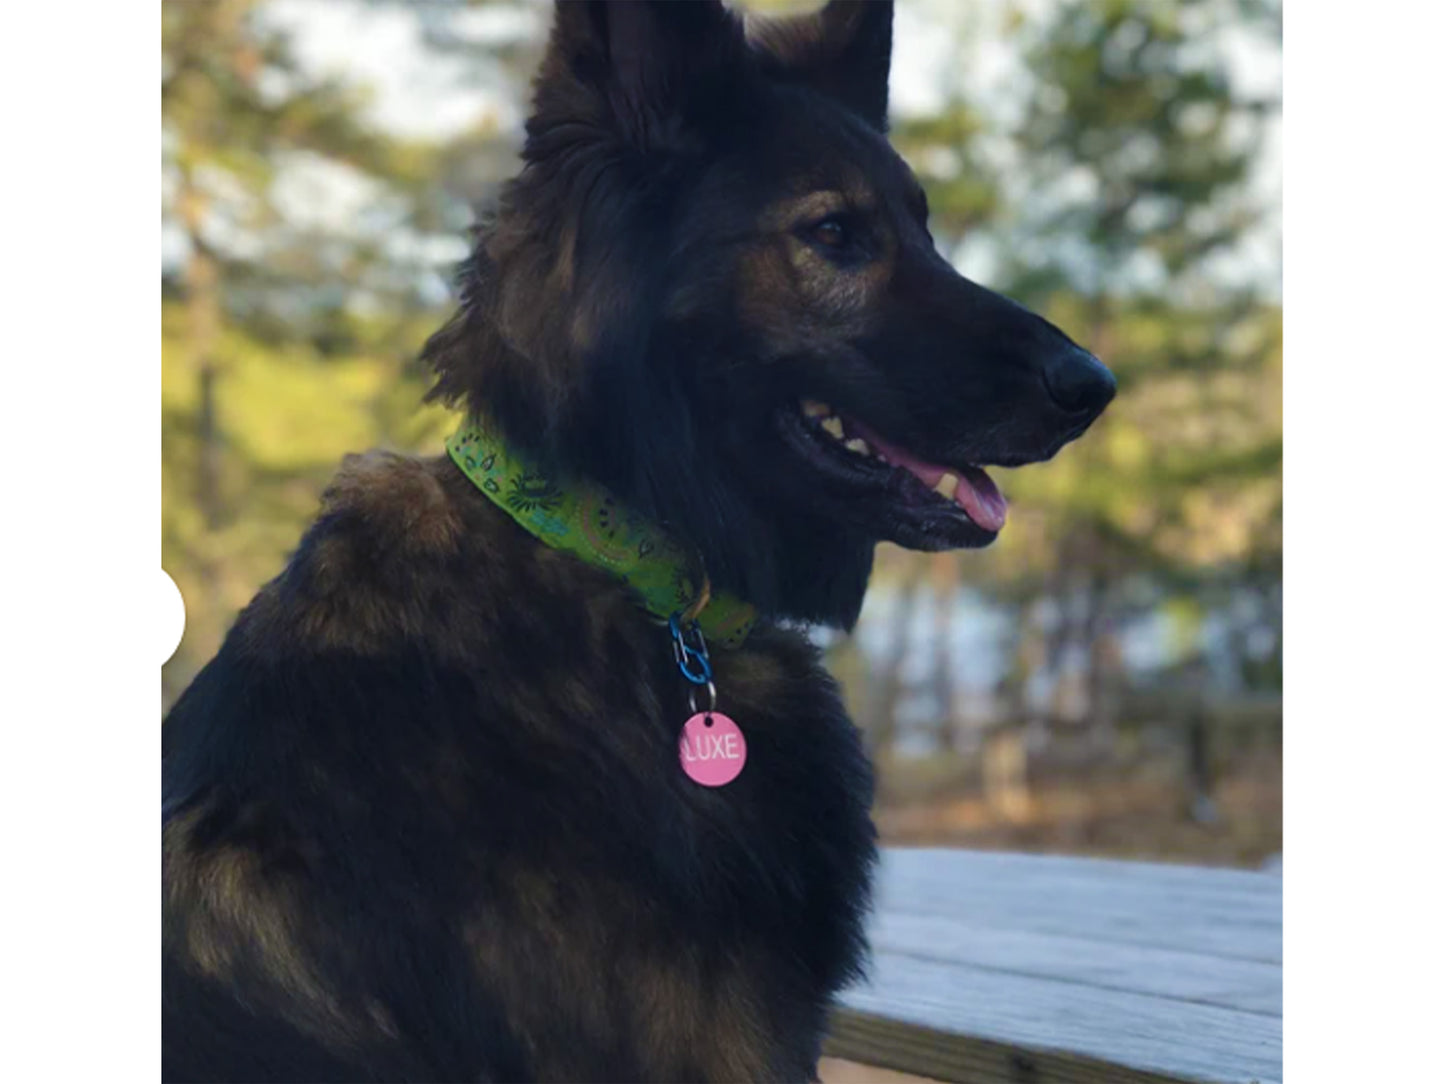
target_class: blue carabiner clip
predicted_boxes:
[668,613,713,686]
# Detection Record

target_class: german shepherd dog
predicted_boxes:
[162,2,1115,1081]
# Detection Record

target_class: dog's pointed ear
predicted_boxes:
[536,0,744,150]
[748,0,894,131]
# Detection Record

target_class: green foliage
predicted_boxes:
[893,103,1001,245]
[161,0,466,699]
[1006,0,1277,294]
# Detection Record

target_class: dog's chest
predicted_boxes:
[444,626,876,1079]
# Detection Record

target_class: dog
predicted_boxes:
[161,2,1115,1080]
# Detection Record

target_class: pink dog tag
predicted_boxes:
[678,712,747,787]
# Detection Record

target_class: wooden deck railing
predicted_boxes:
[823,849,1282,1084]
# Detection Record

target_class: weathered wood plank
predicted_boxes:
[826,849,1282,1084]
[870,913,1280,1014]
[818,1055,943,1084]
[875,849,1281,965]
[825,1008,1194,1084]
[835,951,1280,1084]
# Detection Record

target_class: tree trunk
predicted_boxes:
[188,248,222,532]
[868,558,925,760]
[177,174,224,636]
[927,553,960,754]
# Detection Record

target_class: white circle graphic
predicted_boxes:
[160,569,186,665]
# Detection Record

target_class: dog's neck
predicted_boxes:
[423,264,879,631]
[563,396,879,631]
[447,408,879,631]
[721,511,877,631]
[446,415,758,645]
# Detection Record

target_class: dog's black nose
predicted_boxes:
[1043,346,1117,417]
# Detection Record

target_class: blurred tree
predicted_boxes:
[889,1,1002,256]
[161,0,472,700]
[974,0,1282,740]
[863,0,1283,755]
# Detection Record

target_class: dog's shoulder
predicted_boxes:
[298,448,472,600]
[318,449,467,554]
[233,450,510,659]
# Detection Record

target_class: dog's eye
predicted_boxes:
[805,216,851,249]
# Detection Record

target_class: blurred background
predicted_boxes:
[162,0,1281,867]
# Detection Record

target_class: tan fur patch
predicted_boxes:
[631,947,774,1081]
[715,648,791,711]
[166,813,363,1047]
[320,451,463,555]
[462,869,778,1081]
[738,182,896,353]
[758,190,857,234]
[239,454,476,658]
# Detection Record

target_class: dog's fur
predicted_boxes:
[162,3,1114,1081]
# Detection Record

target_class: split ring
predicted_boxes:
[687,680,718,716]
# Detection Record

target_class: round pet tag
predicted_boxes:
[677,712,747,787]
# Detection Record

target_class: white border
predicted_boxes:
[1287,2,1445,1080]
[6,2,1444,1081]
[0,2,158,1080]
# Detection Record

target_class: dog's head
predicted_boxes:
[426,0,1115,626]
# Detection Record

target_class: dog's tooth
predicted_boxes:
[844,438,870,455]
[821,416,844,440]
[934,472,960,499]
[802,400,830,419]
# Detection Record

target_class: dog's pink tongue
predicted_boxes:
[850,421,1008,532]
[953,465,1008,532]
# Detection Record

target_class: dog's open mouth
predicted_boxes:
[777,398,1009,541]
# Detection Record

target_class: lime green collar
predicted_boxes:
[447,417,756,649]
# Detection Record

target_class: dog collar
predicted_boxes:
[446,417,756,649]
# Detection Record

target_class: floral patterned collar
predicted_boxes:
[446,417,756,648]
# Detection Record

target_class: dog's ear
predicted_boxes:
[536,0,744,150]
[748,0,894,131]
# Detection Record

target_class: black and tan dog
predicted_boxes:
[162,2,1115,1080]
